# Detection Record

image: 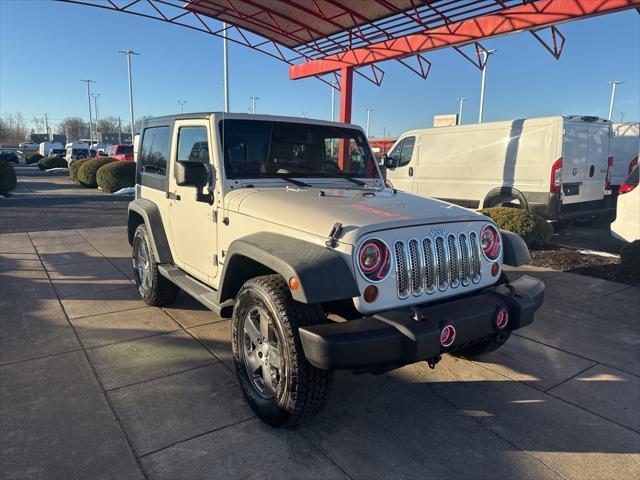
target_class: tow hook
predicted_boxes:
[427,356,441,370]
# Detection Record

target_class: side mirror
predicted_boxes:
[382,154,398,169]
[175,161,207,187]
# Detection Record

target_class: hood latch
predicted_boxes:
[325,222,343,248]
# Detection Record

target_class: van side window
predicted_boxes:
[140,126,170,175]
[387,139,404,164]
[399,136,415,167]
[177,127,209,164]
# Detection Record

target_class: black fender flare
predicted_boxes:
[500,229,530,267]
[127,199,173,264]
[219,232,360,304]
[483,187,529,211]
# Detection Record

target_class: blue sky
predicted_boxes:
[1,0,638,137]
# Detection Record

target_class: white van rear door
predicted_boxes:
[584,122,609,202]
[562,122,588,204]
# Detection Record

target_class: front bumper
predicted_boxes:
[299,276,545,370]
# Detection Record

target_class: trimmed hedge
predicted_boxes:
[0,158,17,194]
[69,157,91,182]
[620,240,640,281]
[37,156,68,171]
[77,157,116,187]
[96,161,136,193]
[25,153,43,165]
[480,207,552,249]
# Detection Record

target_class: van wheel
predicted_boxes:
[232,275,333,427]
[450,331,511,359]
[132,224,179,306]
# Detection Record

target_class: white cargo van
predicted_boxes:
[383,115,615,222]
[610,123,639,189]
[65,142,91,165]
[38,142,64,157]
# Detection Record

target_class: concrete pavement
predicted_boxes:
[1,226,639,479]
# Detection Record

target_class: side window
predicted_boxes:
[139,126,170,175]
[177,126,209,164]
[387,139,404,164]
[398,136,415,167]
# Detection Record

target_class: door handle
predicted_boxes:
[408,167,414,177]
[166,192,181,201]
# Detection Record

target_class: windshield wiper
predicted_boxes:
[279,175,311,187]
[313,172,367,187]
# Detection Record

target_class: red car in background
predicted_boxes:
[105,144,134,161]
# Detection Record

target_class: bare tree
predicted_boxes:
[126,116,152,135]
[32,116,45,133]
[0,113,29,146]
[57,117,87,142]
[96,116,120,135]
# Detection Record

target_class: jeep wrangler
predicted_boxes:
[128,113,545,427]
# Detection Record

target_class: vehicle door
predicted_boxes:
[167,120,218,282]
[385,136,416,192]
[584,122,610,202]
[561,122,589,204]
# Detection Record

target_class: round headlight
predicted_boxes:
[357,238,391,282]
[480,224,502,261]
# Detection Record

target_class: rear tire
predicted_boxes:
[132,224,179,306]
[450,331,511,359]
[232,275,333,427]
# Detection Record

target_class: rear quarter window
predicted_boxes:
[139,127,170,175]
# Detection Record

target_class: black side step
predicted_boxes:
[158,264,234,318]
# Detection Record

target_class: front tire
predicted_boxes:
[132,224,179,306]
[232,275,332,427]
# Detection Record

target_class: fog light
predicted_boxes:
[495,308,509,330]
[440,325,456,347]
[363,285,378,303]
[288,277,300,290]
[491,262,499,277]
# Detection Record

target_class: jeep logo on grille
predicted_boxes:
[429,227,446,236]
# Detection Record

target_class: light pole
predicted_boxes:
[608,80,622,121]
[250,96,259,114]
[478,49,496,123]
[223,21,229,113]
[92,93,100,142]
[456,97,467,125]
[178,100,186,113]
[366,108,373,138]
[620,112,626,123]
[80,80,95,144]
[119,49,139,142]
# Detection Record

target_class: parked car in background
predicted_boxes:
[610,123,639,190]
[0,149,19,163]
[384,115,615,223]
[18,142,39,150]
[65,142,91,164]
[611,166,639,242]
[48,148,66,158]
[38,142,64,157]
[105,144,133,161]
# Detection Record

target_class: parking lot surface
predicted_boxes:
[1,226,639,480]
[0,167,129,234]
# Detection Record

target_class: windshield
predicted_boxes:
[219,119,379,181]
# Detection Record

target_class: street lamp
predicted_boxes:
[92,93,100,142]
[456,97,467,125]
[366,108,374,138]
[250,96,259,114]
[119,49,140,142]
[478,49,496,123]
[608,80,623,121]
[80,80,95,143]
[178,100,186,113]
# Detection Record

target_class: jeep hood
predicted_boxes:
[225,187,486,244]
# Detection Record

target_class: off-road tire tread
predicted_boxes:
[233,274,333,427]
[134,224,179,307]
[451,330,511,359]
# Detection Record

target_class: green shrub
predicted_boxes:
[77,157,116,187]
[620,240,640,280]
[479,207,552,249]
[37,156,68,171]
[25,153,43,165]
[96,161,136,193]
[69,157,91,182]
[0,158,17,194]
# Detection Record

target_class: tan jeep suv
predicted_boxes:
[128,113,545,427]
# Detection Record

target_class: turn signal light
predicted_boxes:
[491,262,500,277]
[363,285,378,303]
[288,277,300,290]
